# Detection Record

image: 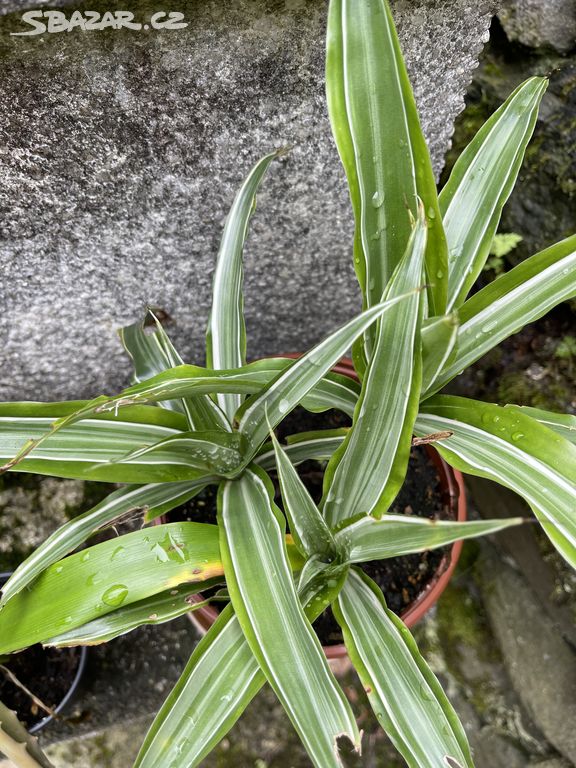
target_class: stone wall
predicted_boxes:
[0,0,493,401]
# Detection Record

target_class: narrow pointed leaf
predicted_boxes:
[91,430,245,482]
[0,481,209,606]
[421,313,459,393]
[335,514,523,563]
[45,581,222,647]
[322,211,426,527]
[334,569,473,768]
[440,76,547,310]
[0,523,222,654]
[0,701,54,768]
[429,235,576,395]
[256,429,348,472]
[326,0,447,330]
[238,293,416,457]
[135,606,261,768]
[0,404,187,480]
[206,151,280,420]
[505,405,576,445]
[136,563,351,768]
[27,362,359,453]
[270,430,336,559]
[416,396,576,568]
[219,468,360,766]
[120,312,230,432]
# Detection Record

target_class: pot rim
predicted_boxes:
[0,571,88,734]
[166,354,467,658]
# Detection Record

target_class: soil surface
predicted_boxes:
[0,643,83,730]
[167,406,451,646]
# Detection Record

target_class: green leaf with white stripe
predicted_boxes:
[120,311,230,432]
[135,605,262,768]
[322,210,426,528]
[270,430,336,560]
[334,569,473,768]
[45,582,223,647]
[505,405,576,445]
[92,430,245,482]
[206,151,281,421]
[238,293,418,458]
[256,429,347,472]
[0,403,187,480]
[31,362,359,447]
[135,558,352,768]
[326,0,447,333]
[0,523,222,654]
[416,395,576,568]
[421,313,459,394]
[428,235,576,395]
[0,481,210,606]
[440,77,547,310]
[219,467,360,767]
[335,514,523,563]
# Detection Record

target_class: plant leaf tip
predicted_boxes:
[275,145,293,158]
[334,730,363,766]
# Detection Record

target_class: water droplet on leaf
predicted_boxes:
[102,584,128,608]
[111,546,126,561]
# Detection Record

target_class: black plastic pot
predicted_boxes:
[0,572,88,733]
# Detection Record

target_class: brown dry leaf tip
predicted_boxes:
[0,438,39,474]
[94,397,139,414]
[412,430,453,447]
[444,757,465,768]
[144,307,173,326]
[108,506,148,530]
[0,457,18,474]
[334,731,363,766]
[0,665,57,718]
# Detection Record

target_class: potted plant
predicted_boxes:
[182,353,469,655]
[0,0,575,766]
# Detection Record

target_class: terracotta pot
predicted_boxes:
[0,572,88,733]
[170,355,467,657]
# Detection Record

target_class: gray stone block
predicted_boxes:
[529,760,574,768]
[479,547,576,765]
[499,0,576,53]
[0,0,492,401]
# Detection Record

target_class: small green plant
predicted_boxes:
[0,1,575,767]
[555,334,576,361]
[485,232,523,274]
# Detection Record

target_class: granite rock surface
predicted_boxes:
[0,0,492,401]
[499,0,576,54]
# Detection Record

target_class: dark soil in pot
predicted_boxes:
[0,574,86,732]
[165,405,453,647]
